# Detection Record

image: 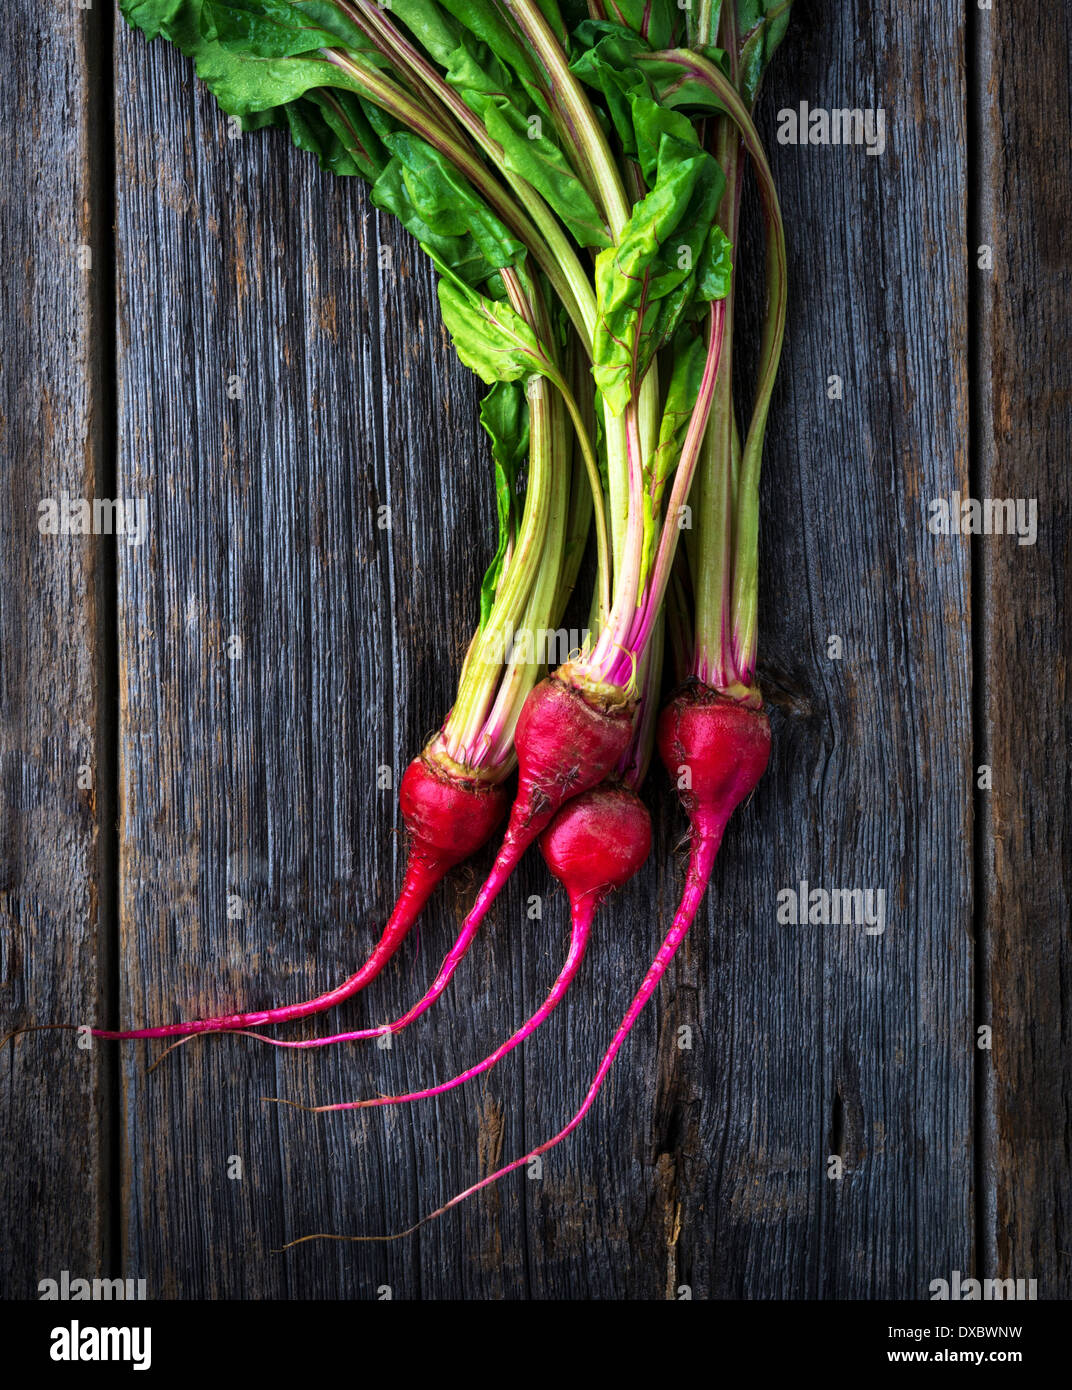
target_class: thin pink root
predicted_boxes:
[175,901,493,1056]
[426,838,718,1215]
[92,867,440,1042]
[90,754,509,1042]
[186,895,596,1072]
[278,837,718,1247]
[152,679,634,1059]
[92,924,413,1043]
[302,898,596,1112]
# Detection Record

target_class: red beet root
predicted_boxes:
[92,753,508,1041]
[656,682,771,920]
[479,672,638,911]
[224,673,637,1050]
[362,687,769,1225]
[539,783,652,926]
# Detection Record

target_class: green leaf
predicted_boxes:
[438,28,609,245]
[191,40,360,117]
[372,132,524,285]
[242,93,376,178]
[421,0,551,102]
[696,224,734,301]
[387,0,465,67]
[120,0,204,46]
[570,23,649,157]
[599,0,674,50]
[556,0,593,32]
[437,278,552,385]
[298,88,392,180]
[593,127,726,413]
[442,31,554,125]
[293,0,399,52]
[122,0,381,119]
[642,326,708,575]
[476,90,610,248]
[477,381,530,625]
[640,51,731,115]
[735,0,794,107]
[200,0,355,57]
[629,93,701,186]
[530,0,571,48]
[652,329,707,487]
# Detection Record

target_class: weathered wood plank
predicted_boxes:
[110,1,976,1299]
[113,17,535,1299]
[977,2,1072,1300]
[0,3,109,1292]
[649,2,975,1298]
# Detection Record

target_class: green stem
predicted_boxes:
[639,48,787,683]
[577,299,727,694]
[590,392,648,684]
[336,11,637,670]
[325,43,611,617]
[502,0,631,237]
[323,48,592,342]
[737,2,793,82]
[442,378,552,761]
[552,380,611,624]
[550,408,594,626]
[336,0,598,343]
[692,121,740,687]
[442,270,558,760]
[484,381,571,765]
[693,0,720,49]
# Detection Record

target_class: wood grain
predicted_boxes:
[0,4,110,1291]
[977,2,1072,1299]
[667,0,975,1298]
[107,1,975,1299]
[15,0,1070,1301]
[112,15,530,1298]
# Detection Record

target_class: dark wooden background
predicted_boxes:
[1,2,1068,1300]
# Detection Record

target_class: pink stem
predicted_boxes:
[606,300,727,687]
[587,401,648,677]
[312,897,596,1108]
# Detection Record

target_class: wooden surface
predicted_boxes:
[1,1,1067,1299]
[0,4,112,1289]
[976,1,1072,1298]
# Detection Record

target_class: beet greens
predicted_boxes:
[33,0,798,1238]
